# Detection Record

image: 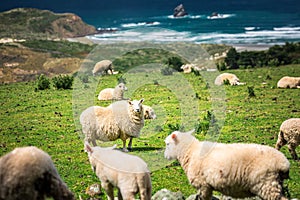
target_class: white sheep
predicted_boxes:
[98,82,128,101]
[92,60,113,76]
[80,99,145,151]
[180,64,195,74]
[84,143,152,200]
[0,146,74,200]
[275,118,300,160]
[164,130,290,200]
[277,76,300,88]
[143,105,157,120]
[214,72,245,86]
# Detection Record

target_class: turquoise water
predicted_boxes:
[1,0,300,44]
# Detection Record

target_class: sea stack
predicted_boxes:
[173,4,188,17]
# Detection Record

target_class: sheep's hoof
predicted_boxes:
[122,148,129,152]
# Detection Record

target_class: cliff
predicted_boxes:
[0,8,97,39]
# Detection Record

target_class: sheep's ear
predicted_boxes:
[128,100,132,105]
[139,98,144,104]
[171,133,177,139]
[84,142,93,153]
[186,129,195,135]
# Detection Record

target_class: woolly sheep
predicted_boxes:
[164,130,290,200]
[275,118,300,160]
[0,146,74,200]
[92,60,113,76]
[80,99,145,152]
[143,105,157,120]
[98,82,128,101]
[277,76,300,88]
[84,143,152,200]
[214,72,245,86]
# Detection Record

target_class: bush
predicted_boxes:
[35,74,51,91]
[161,67,174,76]
[165,56,184,71]
[247,86,256,98]
[52,75,74,90]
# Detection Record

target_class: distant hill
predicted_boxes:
[0,8,97,39]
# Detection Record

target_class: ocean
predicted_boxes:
[1,0,300,45]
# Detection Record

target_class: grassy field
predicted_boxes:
[0,64,299,199]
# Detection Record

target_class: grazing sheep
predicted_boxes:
[164,130,290,200]
[143,105,157,120]
[277,76,300,88]
[84,143,152,200]
[92,60,113,76]
[275,118,300,160]
[80,99,145,151]
[214,72,245,86]
[0,146,74,200]
[181,64,195,74]
[98,82,128,101]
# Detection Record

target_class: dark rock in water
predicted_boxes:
[173,4,188,17]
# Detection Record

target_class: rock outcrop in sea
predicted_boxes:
[173,4,188,17]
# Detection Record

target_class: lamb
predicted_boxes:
[214,72,245,86]
[164,130,290,200]
[98,82,128,101]
[275,118,300,160]
[80,99,145,151]
[143,105,157,120]
[84,143,152,200]
[92,59,113,76]
[0,146,74,200]
[277,76,300,88]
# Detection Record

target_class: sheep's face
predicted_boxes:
[164,131,180,160]
[129,99,144,114]
[144,107,157,119]
[118,83,128,91]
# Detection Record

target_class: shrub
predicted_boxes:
[247,86,256,98]
[35,74,51,91]
[165,56,184,71]
[161,67,174,76]
[52,75,74,90]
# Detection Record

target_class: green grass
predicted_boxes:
[1,64,300,199]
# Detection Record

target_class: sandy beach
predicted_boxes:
[69,36,273,52]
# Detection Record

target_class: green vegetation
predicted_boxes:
[52,75,74,90]
[21,39,96,58]
[222,42,300,70]
[1,63,299,199]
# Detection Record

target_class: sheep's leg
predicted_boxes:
[128,137,133,151]
[102,182,114,200]
[120,190,135,200]
[122,139,128,152]
[117,189,123,200]
[197,186,212,200]
[275,131,287,150]
[258,181,287,200]
[287,143,298,160]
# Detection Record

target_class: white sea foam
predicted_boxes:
[121,21,161,28]
[91,25,300,45]
[273,27,300,31]
[167,14,205,19]
[207,13,235,19]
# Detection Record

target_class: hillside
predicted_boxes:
[0,64,299,199]
[0,8,97,39]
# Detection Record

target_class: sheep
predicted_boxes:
[164,130,290,200]
[92,59,113,76]
[275,118,300,160]
[98,82,128,101]
[277,76,300,88]
[84,143,152,200]
[143,105,157,120]
[80,99,145,152]
[0,146,74,200]
[214,72,245,86]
